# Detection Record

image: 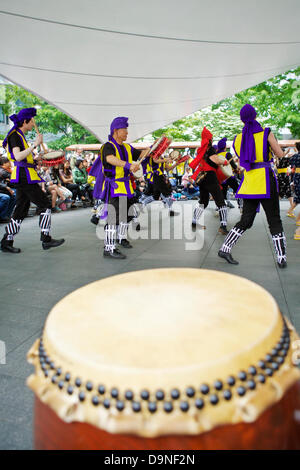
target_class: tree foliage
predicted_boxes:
[1,85,100,149]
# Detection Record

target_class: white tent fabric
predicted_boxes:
[0,1,300,142]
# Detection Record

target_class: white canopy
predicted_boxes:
[0,1,299,142]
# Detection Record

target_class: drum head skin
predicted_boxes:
[27,268,300,437]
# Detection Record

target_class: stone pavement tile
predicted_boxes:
[0,418,33,450]
[0,374,34,449]
[0,320,42,355]
[1,334,36,380]
[0,301,49,329]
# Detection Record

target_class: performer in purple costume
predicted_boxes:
[90,117,149,259]
[218,104,287,268]
[1,108,65,253]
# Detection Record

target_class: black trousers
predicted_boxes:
[12,182,51,220]
[107,196,136,225]
[222,176,239,199]
[64,183,82,201]
[235,171,283,235]
[153,174,172,200]
[198,172,225,208]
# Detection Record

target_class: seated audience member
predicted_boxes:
[40,166,66,213]
[72,159,94,205]
[59,160,85,208]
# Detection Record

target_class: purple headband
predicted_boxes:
[108,116,128,140]
[239,104,263,171]
[3,107,37,148]
[217,138,227,152]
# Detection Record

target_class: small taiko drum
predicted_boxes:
[150,135,172,161]
[216,155,233,184]
[27,269,300,450]
[41,150,65,167]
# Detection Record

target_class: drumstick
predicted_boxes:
[32,118,47,153]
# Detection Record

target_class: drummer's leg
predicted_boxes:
[160,178,174,215]
[207,178,228,233]
[117,196,132,248]
[24,184,64,248]
[218,199,259,264]
[192,184,208,226]
[104,197,126,259]
[261,184,286,267]
[1,186,29,252]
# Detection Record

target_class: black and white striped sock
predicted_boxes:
[5,218,22,241]
[221,227,245,253]
[104,225,116,252]
[192,204,204,224]
[218,205,228,227]
[39,209,51,236]
[272,232,287,263]
[118,222,129,243]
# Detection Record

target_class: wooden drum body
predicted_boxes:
[27,269,300,450]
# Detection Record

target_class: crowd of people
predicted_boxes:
[0,149,97,222]
[0,106,300,263]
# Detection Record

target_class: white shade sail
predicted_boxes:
[0,0,300,142]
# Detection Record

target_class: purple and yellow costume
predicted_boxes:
[90,117,141,256]
[219,104,286,268]
[1,108,64,253]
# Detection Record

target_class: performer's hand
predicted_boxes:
[130,163,140,173]
[34,133,43,147]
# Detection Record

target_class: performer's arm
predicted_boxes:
[106,154,139,173]
[164,159,181,172]
[268,132,284,158]
[12,134,43,161]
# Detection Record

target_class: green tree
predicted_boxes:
[2,85,100,148]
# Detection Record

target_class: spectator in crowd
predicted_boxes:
[72,159,94,205]
[70,149,83,170]
[0,156,16,222]
[181,167,199,198]
[50,165,73,209]
[59,160,84,208]
[40,166,67,213]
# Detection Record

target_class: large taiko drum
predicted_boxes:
[27,269,300,450]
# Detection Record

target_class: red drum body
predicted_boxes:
[41,151,65,167]
[34,381,300,450]
[150,136,172,160]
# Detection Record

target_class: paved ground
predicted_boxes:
[0,200,299,449]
